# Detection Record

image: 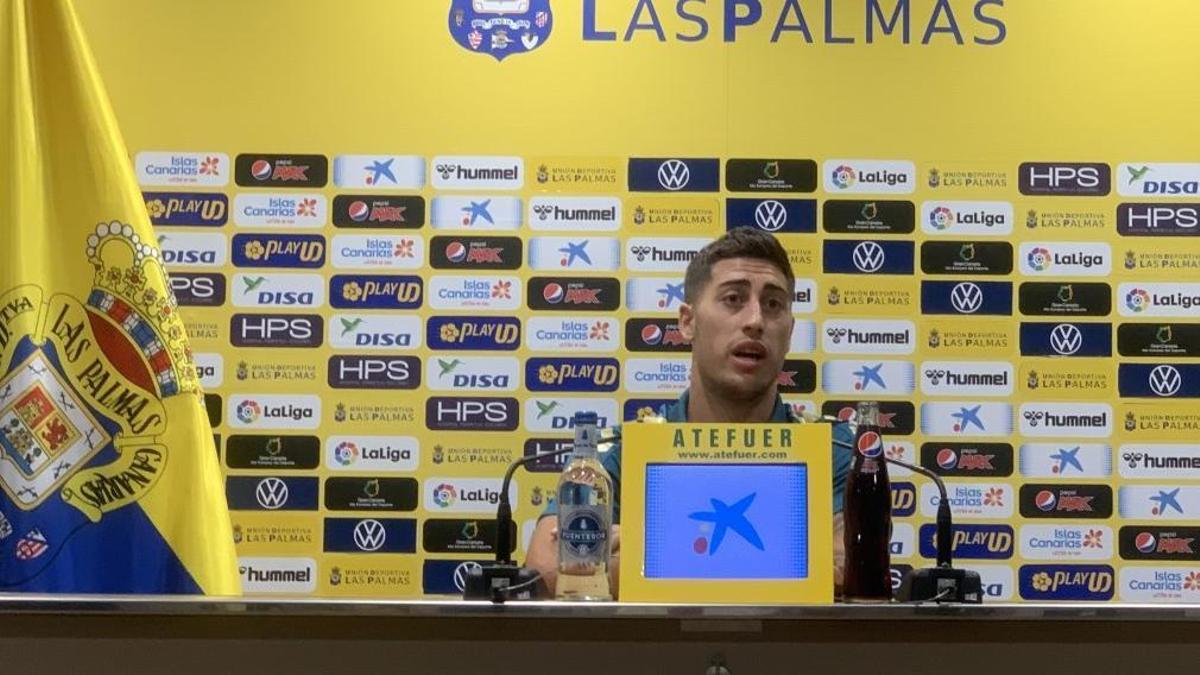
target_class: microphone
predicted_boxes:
[883,455,982,603]
[813,413,982,604]
[462,445,576,603]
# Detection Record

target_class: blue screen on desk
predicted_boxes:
[644,463,808,580]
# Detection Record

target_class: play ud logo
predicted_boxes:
[449,1,553,61]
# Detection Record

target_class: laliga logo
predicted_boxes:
[857,431,883,458]
[1050,324,1083,355]
[852,241,885,273]
[433,483,458,508]
[353,519,387,551]
[1126,288,1151,313]
[334,441,359,466]
[929,206,953,230]
[1149,365,1183,397]
[950,282,984,314]
[448,0,553,61]
[1026,246,1052,272]
[753,200,787,231]
[236,400,262,424]
[657,160,691,191]
[831,165,856,189]
[255,477,289,510]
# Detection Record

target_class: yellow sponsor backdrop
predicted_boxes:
[74,0,1200,601]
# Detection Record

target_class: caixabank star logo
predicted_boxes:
[0,223,203,584]
[449,0,553,61]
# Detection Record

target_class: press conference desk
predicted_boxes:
[1,596,1197,674]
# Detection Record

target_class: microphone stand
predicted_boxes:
[462,445,576,603]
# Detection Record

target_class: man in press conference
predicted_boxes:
[526,227,853,598]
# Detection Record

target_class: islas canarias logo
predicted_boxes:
[449,0,553,61]
[0,223,203,583]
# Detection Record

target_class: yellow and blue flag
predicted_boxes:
[0,0,239,593]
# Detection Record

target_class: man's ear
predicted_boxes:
[679,302,695,341]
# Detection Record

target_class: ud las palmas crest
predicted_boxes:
[449,0,553,61]
[0,222,200,586]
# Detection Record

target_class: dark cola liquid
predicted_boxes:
[842,406,893,602]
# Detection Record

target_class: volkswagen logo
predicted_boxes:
[1050,323,1083,355]
[852,241,886,273]
[951,282,984,314]
[753,200,788,231]
[255,477,289,510]
[353,519,387,551]
[1149,364,1182,397]
[657,159,690,191]
[453,561,484,592]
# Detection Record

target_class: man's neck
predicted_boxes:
[685,383,778,423]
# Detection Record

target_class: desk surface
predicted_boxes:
[2,596,1199,674]
[2,594,1199,621]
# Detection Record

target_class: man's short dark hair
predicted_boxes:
[683,228,795,303]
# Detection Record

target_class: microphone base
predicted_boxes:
[462,563,542,603]
[899,567,983,604]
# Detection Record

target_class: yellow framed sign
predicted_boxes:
[618,423,833,604]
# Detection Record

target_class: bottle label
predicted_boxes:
[857,431,883,458]
[560,508,608,559]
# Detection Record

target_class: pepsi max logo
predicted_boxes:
[776,359,817,394]
[430,236,521,270]
[921,443,1013,477]
[1019,484,1113,518]
[857,431,883,458]
[527,277,620,311]
[333,195,425,228]
[625,318,691,352]
[822,400,916,435]
[1119,526,1200,560]
[235,153,328,188]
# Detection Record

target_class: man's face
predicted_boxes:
[680,257,794,401]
